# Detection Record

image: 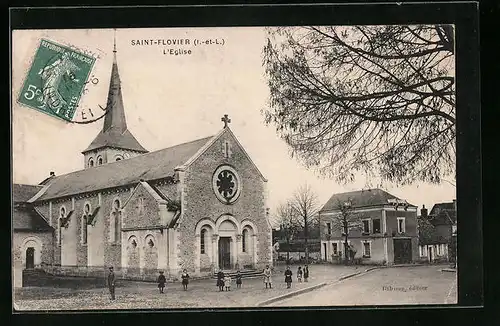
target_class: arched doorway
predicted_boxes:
[25,247,35,269]
[218,237,231,269]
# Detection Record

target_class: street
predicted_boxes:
[269,265,457,306]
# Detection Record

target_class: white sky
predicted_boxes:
[11,27,456,225]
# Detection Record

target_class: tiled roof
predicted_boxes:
[320,188,415,211]
[34,135,213,201]
[13,206,52,231]
[429,202,456,224]
[12,184,43,203]
[84,129,148,153]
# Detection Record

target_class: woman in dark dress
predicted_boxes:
[235,270,242,289]
[181,269,190,291]
[216,269,225,291]
[157,271,166,294]
[284,266,293,289]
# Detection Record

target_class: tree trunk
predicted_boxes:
[286,237,290,265]
[344,220,349,265]
[304,219,309,265]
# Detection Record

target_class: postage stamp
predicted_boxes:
[17,39,96,122]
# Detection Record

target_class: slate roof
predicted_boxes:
[13,206,52,231]
[429,202,456,225]
[34,135,214,201]
[12,184,43,203]
[320,188,415,211]
[82,50,147,154]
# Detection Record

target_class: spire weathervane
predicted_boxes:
[221,114,231,128]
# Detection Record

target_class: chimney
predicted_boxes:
[50,172,55,177]
[420,205,428,218]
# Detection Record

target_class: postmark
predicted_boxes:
[17,39,104,123]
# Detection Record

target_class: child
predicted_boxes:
[297,266,303,283]
[181,269,190,291]
[284,266,293,289]
[157,271,166,294]
[263,265,273,289]
[303,265,309,282]
[224,275,232,291]
[235,270,242,289]
[216,269,225,292]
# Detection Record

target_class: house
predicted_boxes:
[12,184,55,287]
[319,188,418,265]
[11,41,273,287]
[418,200,457,263]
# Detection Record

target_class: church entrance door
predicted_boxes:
[218,237,231,270]
[26,247,35,269]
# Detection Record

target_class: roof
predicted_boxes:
[13,206,52,231]
[34,135,214,201]
[429,202,456,224]
[82,51,147,154]
[12,184,43,203]
[320,188,415,211]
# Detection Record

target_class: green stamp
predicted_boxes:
[18,39,96,121]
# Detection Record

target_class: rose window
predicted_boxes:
[212,165,241,204]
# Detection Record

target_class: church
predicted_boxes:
[12,42,273,287]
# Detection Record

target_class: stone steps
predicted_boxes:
[211,269,262,279]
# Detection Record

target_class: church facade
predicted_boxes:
[12,44,272,286]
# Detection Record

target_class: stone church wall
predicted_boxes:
[180,131,272,275]
[122,184,161,229]
[12,230,54,287]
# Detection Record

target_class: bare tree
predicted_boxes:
[275,200,301,264]
[329,199,363,264]
[290,184,320,264]
[262,25,455,185]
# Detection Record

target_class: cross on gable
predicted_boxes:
[221,114,231,128]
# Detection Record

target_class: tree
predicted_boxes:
[329,199,363,264]
[289,184,320,264]
[275,200,301,264]
[417,215,436,245]
[263,25,456,185]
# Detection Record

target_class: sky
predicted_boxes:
[11,27,456,226]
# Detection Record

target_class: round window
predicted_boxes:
[212,165,242,204]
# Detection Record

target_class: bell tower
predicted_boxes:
[82,30,148,168]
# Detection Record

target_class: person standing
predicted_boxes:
[224,274,232,291]
[157,271,166,294]
[297,266,303,283]
[107,266,116,300]
[181,269,190,291]
[216,269,225,292]
[303,265,309,282]
[235,270,242,289]
[263,265,273,289]
[284,266,293,289]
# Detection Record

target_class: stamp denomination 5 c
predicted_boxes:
[18,39,96,121]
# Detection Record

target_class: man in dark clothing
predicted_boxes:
[157,271,166,294]
[107,267,116,300]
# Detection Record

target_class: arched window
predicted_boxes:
[242,229,248,252]
[58,207,66,246]
[116,158,121,161]
[115,155,123,162]
[97,156,103,165]
[200,229,206,254]
[148,239,155,248]
[89,158,94,167]
[111,199,121,243]
[82,203,90,244]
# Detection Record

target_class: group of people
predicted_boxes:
[216,269,243,291]
[106,265,311,300]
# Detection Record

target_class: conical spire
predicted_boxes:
[82,31,147,154]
